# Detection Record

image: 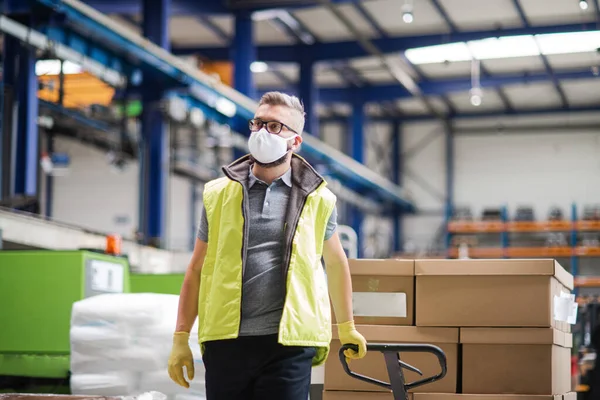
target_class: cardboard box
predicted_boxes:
[333,259,415,326]
[415,259,574,330]
[414,394,575,400]
[461,328,572,395]
[322,391,406,399]
[324,325,458,393]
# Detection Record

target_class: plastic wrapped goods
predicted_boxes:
[69,293,203,398]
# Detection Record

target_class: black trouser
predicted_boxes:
[202,334,316,400]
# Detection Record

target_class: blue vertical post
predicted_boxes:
[14,41,39,201]
[571,203,578,293]
[232,12,255,99]
[299,55,318,137]
[501,206,509,257]
[232,11,255,159]
[45,134,54,218]
[444,120,454,252]
[0,36,19,201]
[350,95,364,257]
[392,119,403,253]
[140,0,170,247]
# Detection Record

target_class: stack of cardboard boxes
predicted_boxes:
[323,258,577,400]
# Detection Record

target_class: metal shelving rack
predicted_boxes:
[445,203,600,286]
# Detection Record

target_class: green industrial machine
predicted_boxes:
[130,273,184,295]
[0,250,131,380]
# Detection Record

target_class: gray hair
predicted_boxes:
[258,91,306,134]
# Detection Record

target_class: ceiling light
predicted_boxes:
[470,88,483,107]
[250,61,268,73]
[401,3,413,24]
[579,0,589,10]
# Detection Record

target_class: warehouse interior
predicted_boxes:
[0,0,599,398]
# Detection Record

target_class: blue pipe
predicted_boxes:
[392,120,403,253]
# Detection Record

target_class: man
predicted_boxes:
[167,91,367,400]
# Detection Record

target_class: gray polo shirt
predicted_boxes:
[197,166,337,336]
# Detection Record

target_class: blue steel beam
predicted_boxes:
[429,0,513,112]
[258,68,598,103]
[34,0,414,210]
[350,94,364,256]
[511,0,568,108]
[232,12,256,99]
[173,22,600,61]
[392,119,403,253]
[84,0,358,15]
[320,105,600,123]
[139,0,169,247]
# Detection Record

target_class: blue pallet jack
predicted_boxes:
[340,343,448,400]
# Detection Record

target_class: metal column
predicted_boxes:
[232,12,255,99]
[444,120,454,250]
[231,11,255,159]
[14,40,39,203]
[140,0,170,247]
[350,95,364,257]
[0,35,19,201]
[392,119,403,253]
[299,55,318,137]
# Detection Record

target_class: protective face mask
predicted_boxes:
[248,128,297,164]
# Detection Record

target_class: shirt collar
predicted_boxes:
[248,165,293,189]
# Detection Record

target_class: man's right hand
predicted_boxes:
[168,332,195,388]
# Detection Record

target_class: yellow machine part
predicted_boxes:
[38,72,115,108]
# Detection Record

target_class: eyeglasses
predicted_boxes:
[249,118,298,135]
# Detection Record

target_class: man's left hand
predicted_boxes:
[337,320,367,360]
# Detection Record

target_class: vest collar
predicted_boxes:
[222,153,325,194]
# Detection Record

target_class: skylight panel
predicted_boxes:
[404,30,600,65]
[467,35,540,60]
[404,42,472,64]
[536,31,600,55]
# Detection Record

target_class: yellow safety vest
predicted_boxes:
[197,154,337,366]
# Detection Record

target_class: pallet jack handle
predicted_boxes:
[339,343,447,400]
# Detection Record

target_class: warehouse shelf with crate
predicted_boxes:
[1,0,600,399]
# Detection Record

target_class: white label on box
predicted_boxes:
[554,292,578,324]
[352,292,407,318]
[90,260,124,293]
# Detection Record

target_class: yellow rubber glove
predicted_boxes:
[337,320,367,361]
[167,332,195,388]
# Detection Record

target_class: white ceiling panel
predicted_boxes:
[360,68,396,84]
[438,0,522,30]
[396,96,448,115]
[205,15,233,37]
[547,52,600,71]
[482,56,546,74]
[315,70,346,87]
[271,63,299,81]
[254,20,295,45]
[348,56,384,70]
[253,71,286,88]
[362,0,449,36]
[170,17,224,46]
[503,82,562,108]
[561,79,600,106]
[447,90,505,113]
[335,4,380,38]
[396,98,428,114]
[417,61,471,78]
[517,0,596,25]
[330,103,352,116]
[293,7,353,41]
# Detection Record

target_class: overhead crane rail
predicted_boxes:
[25,0,415,211]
